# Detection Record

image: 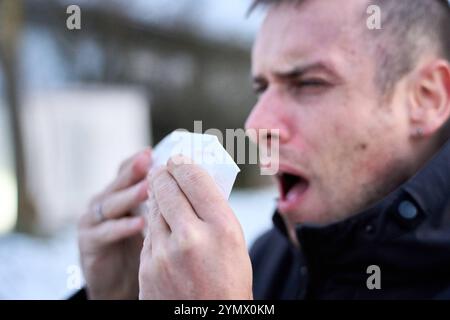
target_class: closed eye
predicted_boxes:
[253,82,268,96]
[294,79,328,87]
[288,79,330,95]
[251,78,330,97]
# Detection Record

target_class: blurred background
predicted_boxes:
[0,0,278,299]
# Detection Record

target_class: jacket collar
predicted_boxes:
[403,140,450,225]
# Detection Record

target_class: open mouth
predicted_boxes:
[277,172,309,202]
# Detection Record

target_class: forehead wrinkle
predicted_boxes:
[252,0,365,77]
[252,2,362,80]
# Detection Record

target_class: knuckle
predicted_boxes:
[174,229,201,255]
[217,224,241,246]
[132,156,147,177]
[132,160,142,177]
[180,167,205,185]
[133,183,146,202]
[176,225,196,243]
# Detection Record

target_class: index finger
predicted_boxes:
[151,166,199,231]
[166,155,234,224]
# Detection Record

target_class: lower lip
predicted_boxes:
[277,183,309,213]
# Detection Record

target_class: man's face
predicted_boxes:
[246,0,415,227]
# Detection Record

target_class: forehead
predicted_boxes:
[252,0,367,74]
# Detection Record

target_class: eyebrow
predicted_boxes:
[252,61,341,84]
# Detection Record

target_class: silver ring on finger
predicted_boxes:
[94,202,106,223]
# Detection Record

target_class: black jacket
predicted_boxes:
[251,140,450,300]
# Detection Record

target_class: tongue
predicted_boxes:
[286,180,308,201]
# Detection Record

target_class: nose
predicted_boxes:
[245,89,290,145]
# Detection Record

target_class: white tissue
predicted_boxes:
[151,131,240,199]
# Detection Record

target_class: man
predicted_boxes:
[76,0,450,299]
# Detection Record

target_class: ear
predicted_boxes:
[408,59,450,139]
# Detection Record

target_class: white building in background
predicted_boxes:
[20,86,150,234]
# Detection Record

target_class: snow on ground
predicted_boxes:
[0,186,277,299]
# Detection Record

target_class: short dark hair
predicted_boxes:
[367,0,450,93]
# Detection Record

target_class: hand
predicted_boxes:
[139,155,253,300]
[78,148,151,299]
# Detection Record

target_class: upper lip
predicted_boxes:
[277,163,308,180]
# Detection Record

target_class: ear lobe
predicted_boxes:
[408,60,450,138]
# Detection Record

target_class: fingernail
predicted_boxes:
[168,154,191,167]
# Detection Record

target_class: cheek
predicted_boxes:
[351,135,405,182]
[321,130,399,205]
[288,109,337,152]
[351,145,385,178]
[308,115,380,186]
[284,93,392,177]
